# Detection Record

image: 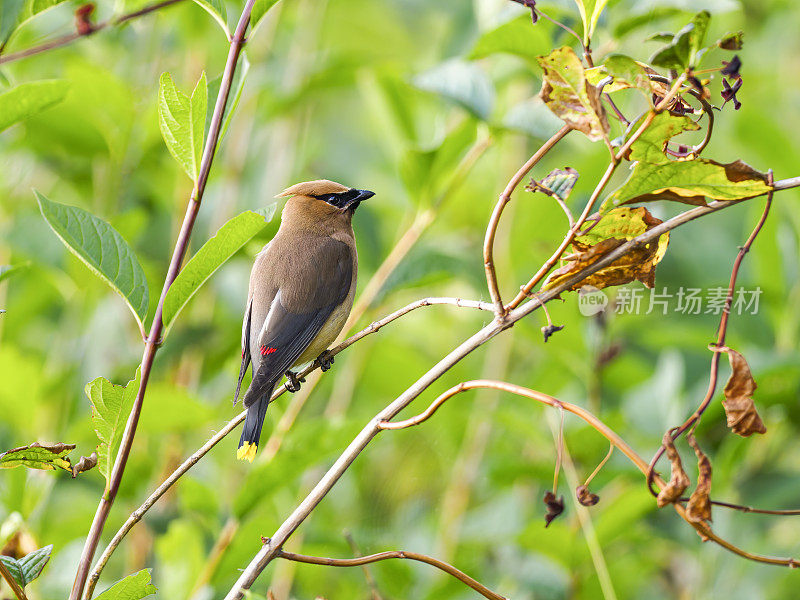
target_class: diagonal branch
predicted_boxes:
[0,0,186,65]
[483,124,571,315]
[276,548,506,600]
[84,296,492,594]
[71,2,258,599]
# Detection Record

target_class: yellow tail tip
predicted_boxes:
[237,442,257,463]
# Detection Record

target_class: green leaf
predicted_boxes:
[602,54,659,95]
[537,46,608,141]
[628,112,699,164]
[612,8,683,39]
[0,0,25,45]
[250,0,281,34]
[0,556,24,589]
[162,206,276,331]
[0,80,70,134]
[469,15,550,61]
[191,0,229,37]
[1,0,66,45]
[206,54,250,143]
[0,442,74,472]
[35,191,149,331]
[94,569,157,600]
[575,0,609,44]
[17,544,52,585]
[86,368,142,490]
[607,159,772,207]
[528,167,580,201]
[413,59,494,120]
[649,11,711,70]
[158,71,208,183]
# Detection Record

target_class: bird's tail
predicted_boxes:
[237,391,274,463]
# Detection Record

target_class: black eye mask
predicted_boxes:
[315,188,375,210]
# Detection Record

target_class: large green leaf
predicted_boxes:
[250,0,281,34]
[607,159,772,207]
[162,206,276,331]
[191,0,229,37]
[35,191,149,331]
[94,569,157,600]
[537,46,608,141]
[469,15,551,61]
[0,80,70,133]
[86,368,141,491]
[158,72,208,183]
[0,442,74,472]
[413,59,494,120]
[206,54,250,143]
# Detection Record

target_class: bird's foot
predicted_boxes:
[284,371,305,393]
[316,351,335,372]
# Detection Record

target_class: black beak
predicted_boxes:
[355,189,375,202]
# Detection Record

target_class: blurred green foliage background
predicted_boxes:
[1,0,799,598]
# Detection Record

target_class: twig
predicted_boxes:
[85,296,492,592]
[646,171,775,496]
[275,549,507,600]
[0,560,28,600]
[222,187,797,599]
[583,445,614,488]
[379,380,800,568]
[343,531,383,600]
[0,0,186,65]
[71,3,257,600]
[483,125,572,315]
[507,73,690,310]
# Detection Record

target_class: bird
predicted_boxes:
[233,179,374,462]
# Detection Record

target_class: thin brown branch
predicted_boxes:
[72,3,257,600]
[223,188,797,599]
[0,0,186,65]
[275,548,507,600]
[646,171,775,496]
[507,72,689,310]
[483,125,571,315]
[379,380,800,568]
[85,296,491,592]
[0,560,28,600]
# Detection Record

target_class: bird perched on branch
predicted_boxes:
[234,180,374,462]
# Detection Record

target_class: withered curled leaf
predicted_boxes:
[721,348,767,437]
[537,47,609,141]
[686,434,712,523]
[71,452,99,478]
[543,490,564,527]
[656,432,690,508]
[541,324,565,342]
[542,206,669,292]
[527,167,579,201]
[576,485,600,506]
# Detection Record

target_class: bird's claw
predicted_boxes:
[316,351,335,372]
[284,371,304,393]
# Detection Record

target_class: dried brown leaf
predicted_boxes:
[656,433,690,508]
[71,452,98,478]
[721,348,767,437]
[542,207,670,292]
[686,434,712,523]
[576,485,600,506]
[543,490,564,527]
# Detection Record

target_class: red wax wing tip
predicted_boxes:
[260,346,277,356]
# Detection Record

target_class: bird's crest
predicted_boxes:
[276,179,350,198]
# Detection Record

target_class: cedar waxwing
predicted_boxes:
[233,179,374,462]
